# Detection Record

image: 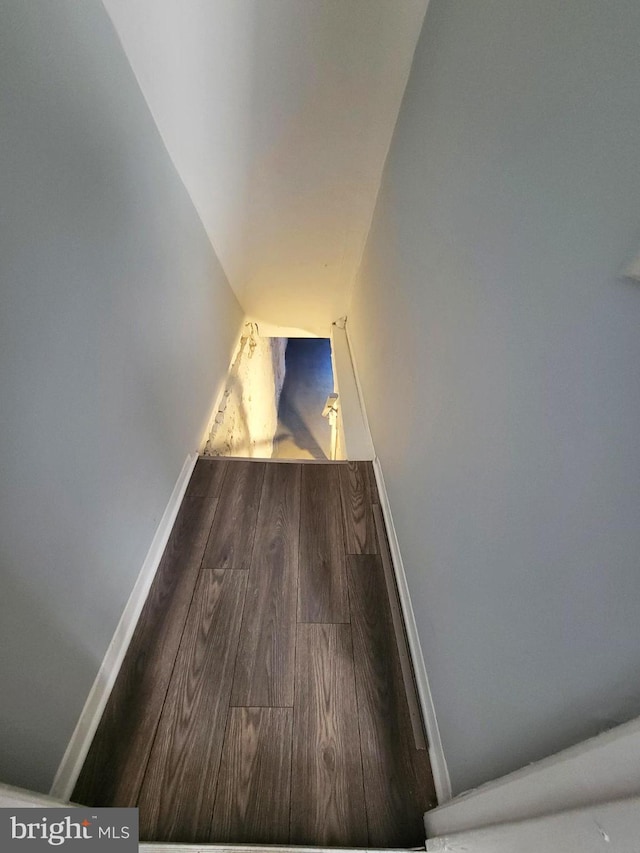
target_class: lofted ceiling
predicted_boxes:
[102,0,428,335]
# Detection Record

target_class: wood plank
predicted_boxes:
[347,555,436,847]
[202,461,265,569]
[210,707,293,843]
[231,464,300,707]
[75,460,436,847]
[298,465,349,623]
[137,570,247,843]
[363,461,379,503]
[186,458,228,497]
[373,503,428,751]
[339,461,378,555]
[290,624,367,847]
[72,495,219,808]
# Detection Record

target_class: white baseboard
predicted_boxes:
[49,452,199,801]
[371,457,452,806]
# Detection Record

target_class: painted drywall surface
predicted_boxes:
[426,797,640,853]
[348,0,640,794]
[204,326,286,458]
[0,1,243,792]
[425,716,640,836]
[100,0,428,335]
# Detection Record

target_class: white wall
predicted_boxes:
[425,716,640,837]
[101,0,428,336]
[348,0,640,794]
[204,327,286,458]
[426,797,640,853]
[0,0,243,792]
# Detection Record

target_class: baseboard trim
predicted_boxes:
[49,452,199,801]
[372,457,452,805]
[372,503,426,752]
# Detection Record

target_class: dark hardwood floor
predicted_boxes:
[73,459,436,846]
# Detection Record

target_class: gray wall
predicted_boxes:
[0,1,243,792]
[348,0,640,794]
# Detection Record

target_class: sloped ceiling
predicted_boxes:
[102,0,428,335]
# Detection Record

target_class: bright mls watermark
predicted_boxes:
[0,809,137,851]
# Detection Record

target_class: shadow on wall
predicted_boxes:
[272,338,334,460]
[273,395,327,459]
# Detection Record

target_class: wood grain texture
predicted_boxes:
[210,708,293,843]
[347,555,436,846]
[290,624,367,847]
[298,464,349,623]
[72,495,219,808]
[75,460,436,847]
[373,503,427,751]
[364,461,379,503]
[339,461,378,555]
[202,460,265,569]
[186,458,228,497]
[137,570,247,843]
[231,463,300,707]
